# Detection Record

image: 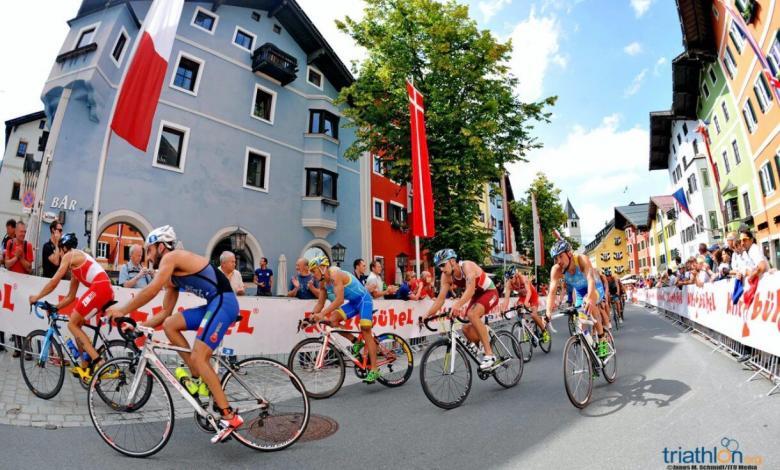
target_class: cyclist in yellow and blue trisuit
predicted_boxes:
[308,255,380,383]
[545,240,610,358]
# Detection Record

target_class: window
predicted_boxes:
[759,162,777,196]
[233,27,255,51]
[726,198,740,222]
[373,154,385,174]
[722,150,731,174]
[713,114,721,134]
[372,198,384,220]
[16,141,27,157]
[682,123,689,135]
[171,53,203,95]
[723,46,737,79]
[272,24,282,34]
[388,203,407,226]
[688,174,698,194]
[742,99,758,133]
[708,67,717,84]
[701,168,710,187]
[754,74,773,113]
[307,169,338,200]
[692,139,699,155]
[251,85,276,123]
[729,21,745,54]
[701,82,710,99]
[38,120,45,129]
[154,122,189,172]
[75,26,97,48]
[732,140,741,165]
[768,32,780,76]
[676,133,682,145]
[695,215,703,234]
[10,182,21,201]
[111,29,128,66]
[191,7,218,34]
[251,11,261,21]
[123,245,131,262]
[722,102,730,122]
[96,241,109,259]
[244,148,269,192]
[498,220,504,231]
[307,67,323,89]
[742,192,752,216]
[672,144,676,155]
[709,211,718,230]
[629,260,634,270]
[308,109,339,139]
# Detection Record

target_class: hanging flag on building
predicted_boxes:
[111,0,185,151]
[500,173,513,255]
[672,188,694,221]
[531,192,544,266]
[406,79,435,238]
[112,223,124,270]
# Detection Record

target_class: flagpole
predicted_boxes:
[415,236,421,278]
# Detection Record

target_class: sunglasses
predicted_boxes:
[54,228,62,232]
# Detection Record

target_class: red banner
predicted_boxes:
[406,80,435,238]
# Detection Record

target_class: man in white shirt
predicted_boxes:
[218,251,245,296]
[736,230,768,363]
[365,259,397,299]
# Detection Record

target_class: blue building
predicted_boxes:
[488,175,517,265]
[36,0,370,286]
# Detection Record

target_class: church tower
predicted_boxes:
[563,199,582,249]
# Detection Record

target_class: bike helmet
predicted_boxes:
[308,255,330,271]
[504,265,518,280]
[433,248,457,267]
[145,225,177,250]
[59,232,78,250]
[549,240,571,258]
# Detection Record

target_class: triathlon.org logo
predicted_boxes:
[662,437,764,469]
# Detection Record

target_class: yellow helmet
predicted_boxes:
[308,255,330,271]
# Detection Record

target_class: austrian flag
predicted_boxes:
[111,0,184,151]
[406,80,435,238]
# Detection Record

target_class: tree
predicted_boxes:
[336,0,555,262]
[510,172,574,283]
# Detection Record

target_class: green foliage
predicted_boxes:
[336,0,555,262]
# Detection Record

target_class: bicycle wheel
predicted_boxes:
[537,324,552,354]
[375,333,414,387]
[88,357,174,458]
[287,337,345,399]
[612,304,620,332]
[511,321,533,363]
[221,358,310,452]
[602,330,617,384]
[419,338,472,409]
[567,314,577,336]
[78,339,139,390]
[19,330,65,399]
[491,331,523,388]
[563,335,593,409]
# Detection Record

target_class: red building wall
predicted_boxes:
[370,170,415,285]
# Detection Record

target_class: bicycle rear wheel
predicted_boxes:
[287,337,345,399]
[19,329,65,399]
[511,321,533,363]
[375,333,414,387]
[491,331,523,388]
[78,339,139,390]
[420,338,472,409]
[563,335,593,409]
[221,358,310,452]
[612,304,620,332]
[88,357,174,458]
[602,330,617,383]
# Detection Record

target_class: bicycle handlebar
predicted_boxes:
[115,317,140,342]
[297,317,331,333]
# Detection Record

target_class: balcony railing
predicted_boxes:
[613,237,622,245]
[252,43,298,86]
[600,253,611,261]
[55,43,97,63]
[614,253,624,260]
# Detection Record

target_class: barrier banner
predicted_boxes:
[0,271,529,355]
[635,273,780,357]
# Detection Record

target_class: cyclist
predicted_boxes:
[545,240,610,358]
[597,269,613,331]
[500,266,551,342]
[308,255,380,383]
[107,226,242,443]
[28,233,114,377]
[425,249,499,370]
[605,270,623,323]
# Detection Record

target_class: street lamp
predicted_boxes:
[230,226,247,252]
[84,210,93,246]
[332,242,346,267]
[396,252,408,273]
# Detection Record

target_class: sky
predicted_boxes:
[0,0,680,244]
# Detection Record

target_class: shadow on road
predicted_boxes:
[583,373,691,417]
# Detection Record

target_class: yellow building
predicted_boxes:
[584,219,629,276]
[647,196,679,273]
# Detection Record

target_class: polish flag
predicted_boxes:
[406,80,435,238]
[111,0,184,151]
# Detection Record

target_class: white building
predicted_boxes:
[562,198,582,252]
[1,112,47,224]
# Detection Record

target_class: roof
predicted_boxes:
[614,202,650,231]
[649,110,674,171]
[564,199,579,220]
[585,219,616,253]
[73,0,354,89]
[647,195,677,226]
[671,53,701,119]
[675,0,717,61]
[4,111,46,150]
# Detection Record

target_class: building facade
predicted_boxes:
[585,220,629,276]
[647,195,679,273]
[562,198,582,251]
[35,1,367,282]
[1,112,47,225]
[614,203,650,276]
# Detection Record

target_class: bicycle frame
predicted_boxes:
[308,323,395,371]
[572,310,615,368]
[431,315,501,374]
[34,305,113,365]
[511,307,542,344]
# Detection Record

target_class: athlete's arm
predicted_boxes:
[546,266,562,318]
[425,273,450,317]
[142,283,179,328]
[109,252,177,317]
[578,255,599,309]
[522,275,532,305]
[311,281,327,317]
[321,269,345,317]
[500,281,513,312]
[29,251,72,304]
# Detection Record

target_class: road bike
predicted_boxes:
[87,317,310,458]
[506,305,551,363]
[564,306,578,336]
[419,311,523,409]
[610,295,623,332]
[562,307,617,409]
[288,317,414,398]
[19,301,136,399]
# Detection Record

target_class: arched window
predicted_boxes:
[210,237,255,282]
[95,222,146,277]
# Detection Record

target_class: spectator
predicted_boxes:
[418,271,435,299]
[395,271,413,300]
[718,251,732,280]
[366,259,396,299]
[694,256,713,287]
[352,258,368,285]
[737,230,769,363]
[287,258,320,299]
[118,244,152,288]
[41,221,63,278]
[253,257,273,296]
[219,251,245,295]
[0,219,14,351]
[699,243,715,270]
[667,269,677,287]
[4,221,33,356]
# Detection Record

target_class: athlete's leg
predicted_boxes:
[68,313,99,364]
[361,322,377,372]
[529,306,546,330]
[191,340,225,408]
[466,303,493,356]
[163,312,196,373]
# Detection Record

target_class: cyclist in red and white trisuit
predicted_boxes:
[29,233,114,371]
[500,266,553,337]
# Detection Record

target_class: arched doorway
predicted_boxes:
[210,238,255,283]
[95,222,146,279]
[302,246,329,264]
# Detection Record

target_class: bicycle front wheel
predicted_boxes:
[420,338,472,409]
[288,337,345,399]
[19,329,65,399]
[491,331,523,388]
[612,305,620,332]
[602,330,617,383]
[538,324,552,354]
[88,357,174,458]
[78,339,140,390]
[221,358,310,452]
[375,333,414,387]
[567,314,577,336]
[511,321,533,363]
[563,336,593,409]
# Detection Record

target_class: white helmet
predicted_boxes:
[145,225,177,250]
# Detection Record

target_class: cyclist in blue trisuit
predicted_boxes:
[545,240,610,358]
[108,226,243,443]
[308,255,380,384]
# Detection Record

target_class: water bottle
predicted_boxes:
[65,339,80,359]
[82,352,91,363]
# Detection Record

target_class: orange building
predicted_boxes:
[95,223,145,272]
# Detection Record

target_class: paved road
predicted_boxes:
[1,304,778,469]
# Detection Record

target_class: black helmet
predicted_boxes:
[59,232,78,250]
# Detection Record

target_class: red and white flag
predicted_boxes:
[531,192,544,266]
[112,223,124,269]
[111,0,184,151]
[406,80,435,238]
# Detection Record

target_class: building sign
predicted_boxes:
[50,195,77,211]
